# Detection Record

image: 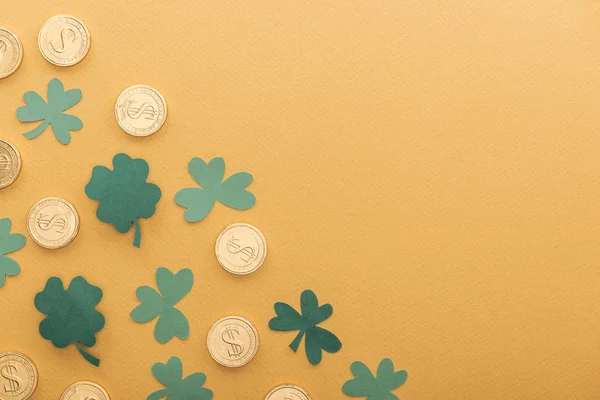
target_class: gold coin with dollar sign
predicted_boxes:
[115,85,167,137]
[38,15,91,67]
[207,315,260,368]
[60,381,110,400]
[215,223,267,275]
[0,352,38,400]
[27,197,80,249]
[0,139,22,189]
[265,385,312,400]
[0,28,23,79]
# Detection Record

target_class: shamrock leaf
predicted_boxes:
[0,218,26,288]
[131,267,193,344]
[342,358,408,400]
[268,289,342,365]
[148,356,214,400]
[174,157,256,222]
[16,78,83,145]
[34,276,105,366]
[85,153,162,247]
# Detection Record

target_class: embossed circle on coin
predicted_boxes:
[0,139,21,189]
[115,85,167,137]
[215,223,267,275]
[207,315,260,368]
[60,381,109,400]
[38,15,90,67]
[0,28,23,79]
[265,385,311,400]
[27,197,79,249]
[0,351,38,400]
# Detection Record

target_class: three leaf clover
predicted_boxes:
[131,267,193,344]
[0,218,26,289]
[85,153,162,248]
[148,356,213,400]
[34,276,105,367]
[174,157,256,222]
[269,289,342,365]
[16,78,83,145]
[342,358,408,400]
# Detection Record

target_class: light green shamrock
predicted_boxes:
[0,218,26,288]
[342,358,408,400]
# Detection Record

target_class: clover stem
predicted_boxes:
[147,389,170,400]
[75,342,100,367]
[133,219,141,248]
[23,120,50,139]
[289,330,305,352]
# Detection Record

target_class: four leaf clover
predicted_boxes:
[85,153,162,247]
[174,157,256,222]
[131,267,194,344]
[34,276,105,366]
[16,78,83,145]
[0,218,25,288]
[148,356,213,400]
[342,358,408,400]
[269,289,342,365]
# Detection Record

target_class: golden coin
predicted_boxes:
[207,315,260,368]
[27,197,80,249]
[0,139,21,189]
[38,15,90,67]
[0,351,38,400]
[115,85,167,137]
[265,385,312,400]
[60,381,110,400]
[215,223,267,275]
[0,28,23,78]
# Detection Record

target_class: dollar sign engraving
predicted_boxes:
[125,101,157,120]
[49,28,77,53]
[283,395,302,400]
[36,213,67,233]
[1,362,21,393]
[222,327,244,357]
[0,40,7,65]
[84,397,97,400]
[226,236,256,263]
[0,154,10,171]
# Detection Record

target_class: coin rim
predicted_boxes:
[114,84,168,137]
[215,223,267,275]
[264,384,312,400]
[60,380,110,400]
[0,28,24,79]
[27,197,80,249]
[206,315,260,368]
[0,351,39,400]
[0,139,22,189]
[38,14,91,67]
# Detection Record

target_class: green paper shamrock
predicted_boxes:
[34,276,105,367]
[0,218,26,288]
[85,153,162,248]
[174,157,256,222]
[131,267,193,344]
[16,78,83,145]
[268,289,342,365]
[148,356,214,400]
[342,358,408,400]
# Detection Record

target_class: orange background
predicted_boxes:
[1,1,600,398]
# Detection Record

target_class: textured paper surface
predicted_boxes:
[1,1,600,398]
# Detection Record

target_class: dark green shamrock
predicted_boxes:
[342,358,408,400]
[148,356,214,400]
[16,78,83,145]
[34,276,105,367]
[85,153,162,248]
[174,157,255,222]
[268,289,342,365]
[0,218,26,288]
[131,267,193,344]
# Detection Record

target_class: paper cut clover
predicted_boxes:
[85,153,162,248]
[342,358,408,400]
[131,267,193,344]
[34,276,105,366]
[16,78,83,145]
[174,157,255,222]
[269,289,342,365]
[0,218,26,289]
[148,356,214,400]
